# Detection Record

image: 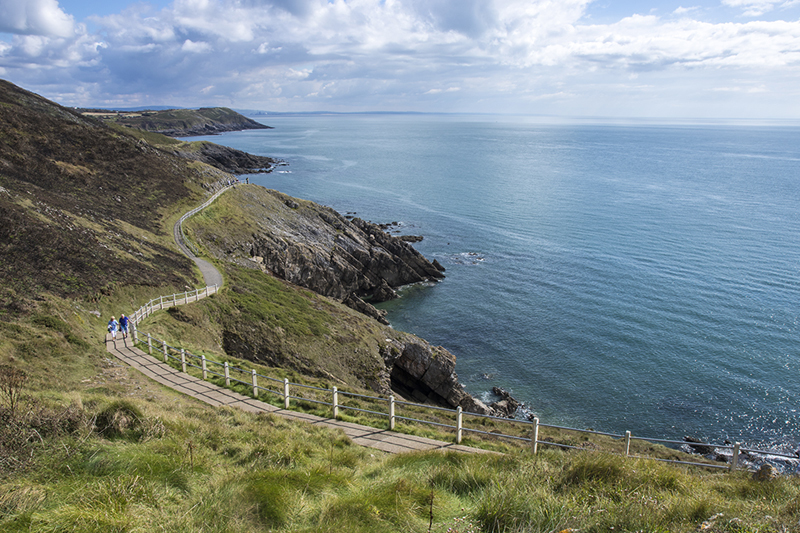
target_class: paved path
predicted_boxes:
[173,186,229,288]
[105,335,491,455]
[110,187,493,456]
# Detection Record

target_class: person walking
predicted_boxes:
[107,316,119,342]
[119,314,129,339]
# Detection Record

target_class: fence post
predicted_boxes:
[252,370,258,397]
[173,293,176,306]
[184,291,188,304]
[731,442,740,471]
[132,322,138,344]
[160,296,164,310]
[531,417,539,454]
[333,387,339,418]
[224,362,230,386]
[162,340,168,362]
[389,395,396,430]
[205,286,209,297]
[625,430,632,457]
[201,355,207,380]
[284,378,290,409]
[181,349,187,373]
[456,406,463,444]
[147,333,152,355]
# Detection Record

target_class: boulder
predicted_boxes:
[683,436,714,456]
[489,387,521,418]
[753,464,780,481]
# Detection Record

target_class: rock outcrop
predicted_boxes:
[199,187,445,324]
[172,141,282,175]
[382,335,493,415]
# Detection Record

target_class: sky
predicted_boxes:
[1,0,800,118]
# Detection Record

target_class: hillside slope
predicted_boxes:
[95,106,271,137]
[0,79,209,315]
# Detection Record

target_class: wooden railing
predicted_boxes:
[123,287,797,472]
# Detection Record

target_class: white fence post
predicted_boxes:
[224,362,230,386]
[333,386,339,418]
[162,340,168,362]
[625,431,632,457]
[389,395,396,430]
[731,442,740,471]
[531,417,539,454]
[147,333,152,354]
[252,370,258,397]
[184,291,188,304]
[456,406,463,444]
[160,296,164,310]
[181,348,186,373]
[132,322,138,344]
[172,293,176,305]
[205,286,209,297]
[201,356,207,380]
[284,378,290,409]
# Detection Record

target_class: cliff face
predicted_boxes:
[189,187,445,324]
[186,187,495,415]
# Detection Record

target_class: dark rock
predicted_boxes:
[489,387,521,418]
[753,464,779,481]
[432,259,446,272]
[382,338,494,415]
[684,436,714,455]
[342,293,388,325]
[399,235,423,243]
[372,279,398,302]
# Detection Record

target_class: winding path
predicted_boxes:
[107,187,492,456]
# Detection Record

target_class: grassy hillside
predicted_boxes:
[90,106,271,137]
[1,79,799,532]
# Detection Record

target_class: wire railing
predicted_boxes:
[124,286,798,473]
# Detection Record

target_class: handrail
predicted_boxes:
[123,287,797,473]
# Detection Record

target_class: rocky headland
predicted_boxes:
[185,186,502,415]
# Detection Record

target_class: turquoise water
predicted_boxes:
[191,115,800,452]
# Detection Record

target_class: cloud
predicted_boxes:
[0,0,75,37]
[1,0,800,117]
[722,0,800,17]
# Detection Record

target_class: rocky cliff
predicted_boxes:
[185,186,497,415]
[188,187,445,324]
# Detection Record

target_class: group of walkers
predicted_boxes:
[107,314,129,341]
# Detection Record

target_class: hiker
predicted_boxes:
[119,314,129,339]
[107,316,119,341]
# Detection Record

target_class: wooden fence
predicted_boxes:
[127,286,797,472]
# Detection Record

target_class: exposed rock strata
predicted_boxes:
[201,187,445,324]
[172,141,283,175]
[190,186,495,415]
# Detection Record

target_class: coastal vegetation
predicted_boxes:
[1,78,799,532]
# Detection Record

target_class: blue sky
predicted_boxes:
[2,0,800,118]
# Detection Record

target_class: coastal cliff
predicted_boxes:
[185,186,493,414]
[0,77,494,416]
[85,106,271,137]
[187,187,445,324]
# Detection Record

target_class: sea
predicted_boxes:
[189,114,800,455]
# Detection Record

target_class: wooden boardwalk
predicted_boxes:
[105,334,493,455]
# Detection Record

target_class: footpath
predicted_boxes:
[107,186,492,456]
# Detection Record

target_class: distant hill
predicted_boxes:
[81,107,272,137]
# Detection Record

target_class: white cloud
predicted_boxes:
[721,0,800,17]
[1,0,800,117]
[0,0,75,37]
[182,39,212,53]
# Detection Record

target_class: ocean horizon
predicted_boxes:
[189,114,800,454]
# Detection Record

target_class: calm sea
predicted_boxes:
[191,115,800,452]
